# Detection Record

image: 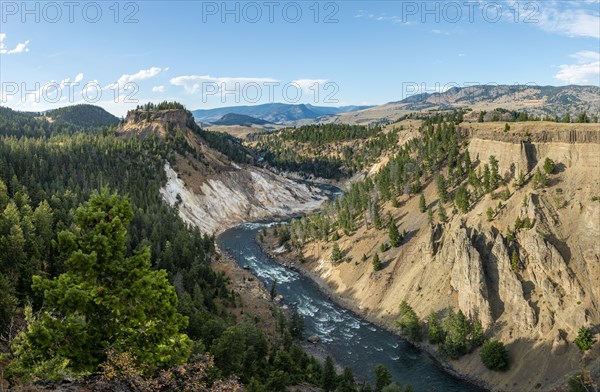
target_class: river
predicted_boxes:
[217,221,484,392]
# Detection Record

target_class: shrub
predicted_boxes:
[396,301,421,341]
[480,340,509,371]
[543,157,556,174]
[574,326,596,351]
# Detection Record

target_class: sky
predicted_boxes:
[0,0,599,116]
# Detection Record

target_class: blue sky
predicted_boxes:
[1,0,598,116]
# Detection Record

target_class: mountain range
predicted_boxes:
[192,103,373,124]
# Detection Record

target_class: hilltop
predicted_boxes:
[212,113,272,126]
[45,104,120,128]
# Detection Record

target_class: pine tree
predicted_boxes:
[454,185,470,213]
[427,311,445,344]
[532,168,547,189]
[419,194,427,213]
[270,278,278,299]
[438,205,448,223]
[331,243,342,263]
[487,207,495,222]
[374,364,393,392]
[9,190,191,378]
[427,207,434,225]
[397,301,421,341]
[372,253,381,271]
[489,156,500,190]
[322,356,337,391]
[483,164,491,193]
[388,219,401,247]
[437,175,449,203]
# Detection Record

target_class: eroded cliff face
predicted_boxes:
[280,130,600,391]
[160,161,328,235]
[116,108,330,235]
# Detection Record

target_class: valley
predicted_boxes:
[0,90,598,392]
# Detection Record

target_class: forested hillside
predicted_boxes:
[249,123,401,180]
[46,104,120,128]
[0,104,385,391]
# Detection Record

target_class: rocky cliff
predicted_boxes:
[266,125,600,391]
[118,109,330,234]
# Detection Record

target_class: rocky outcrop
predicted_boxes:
[443,227,493,328]
[490,234,537,336]
[116,109,196,139]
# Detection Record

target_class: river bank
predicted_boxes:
[256,229,491,392]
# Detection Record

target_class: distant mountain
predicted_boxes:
[192,103,373,123]
[46,104,120,128]
[330,85,600,125]
[212,113,272,126]
[391,85,600,115]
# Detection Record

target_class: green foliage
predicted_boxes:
[500,187,511,201]
[504,123,510,132]
[471,320,485,348]
[8,190,191,379]
[427,311,445,345]
[322,356,336,391]
[253,124,397,179]
[442,309,470,359]
[135,101,186,111]
[427,207,434,225]
[487,207,495,222]
[211,323,268,382]
[511,249,520,272]
[454,185,470,213]
[533,168,547,189]
[374,363,392,392]
[337,367,357,392]
[331,243,342,263]
[419,194,427,213]
[514,171,526,188]
[437,175,449,203]
[372,253,382,271]
[46,104,120,128]
[438,205,448,224]
[290,308,305,340]
[543,157,556,174]
[574,326,596,351]
[396,301,421,341]
[480,340,509,371]
[284,114,468,245]
[388,219,401,247]
[270,279,278,300]
[489,156,500,191]
[0,272,17,334]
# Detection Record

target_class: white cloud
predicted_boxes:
[0,34,30,54]
[291,79,328,93]
[354,10,408,24]
[555,51,600,84]
[530,1,600,39]
[152,85,166,93]
[170,75,278,94]
[109,67,163,88]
